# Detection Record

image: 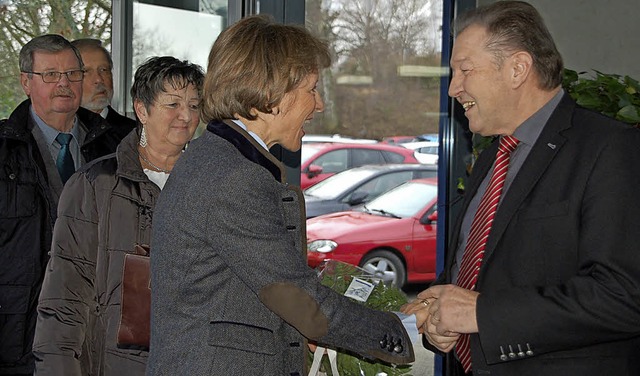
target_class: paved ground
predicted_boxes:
[404,283,435,376]
[404,344,434,376]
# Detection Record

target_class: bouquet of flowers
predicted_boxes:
[310,260,412,376]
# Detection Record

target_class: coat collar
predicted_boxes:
[0,98,115,144]
[115,129,149,182]
[206,119,285,182]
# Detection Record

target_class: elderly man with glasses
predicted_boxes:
[0,34,133,376]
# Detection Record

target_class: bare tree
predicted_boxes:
[0,0,110,117]
[307,0,443,139]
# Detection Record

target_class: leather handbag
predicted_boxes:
[117,244,151,350]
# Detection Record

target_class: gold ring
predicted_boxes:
[421,299,430,307]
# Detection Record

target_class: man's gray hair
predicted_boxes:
[19,34,83,73]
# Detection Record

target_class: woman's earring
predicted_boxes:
[139,126,148,148]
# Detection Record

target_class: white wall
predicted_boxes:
[478,0,640,80]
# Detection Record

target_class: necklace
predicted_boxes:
[139,149,171,173]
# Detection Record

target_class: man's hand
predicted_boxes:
[418,284,479,335]
[401,284,479,352]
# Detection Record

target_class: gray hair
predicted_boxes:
[19,34,83,73]
[71,38,113,70]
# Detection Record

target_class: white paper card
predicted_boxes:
[343,277,375,302]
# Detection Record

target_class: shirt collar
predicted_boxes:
[30,105,80,145]
[513,88,564,146]
[99,106,109,119]
[231,119,269,151]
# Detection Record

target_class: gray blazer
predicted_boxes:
[147,121,414,376]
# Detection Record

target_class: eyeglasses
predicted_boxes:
[22,69,85,83]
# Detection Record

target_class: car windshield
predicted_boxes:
[304,168,378,199]
[364,181,437,218]
[301,144,324,164]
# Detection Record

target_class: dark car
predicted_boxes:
[304,164,437,218]
[300,142,420,189]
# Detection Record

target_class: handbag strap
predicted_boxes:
[308,346,339,376]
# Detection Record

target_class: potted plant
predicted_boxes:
[563,69,640,126]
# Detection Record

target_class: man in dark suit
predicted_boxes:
[71,38,137,129]
[0,34,133,375]
[403,2,640,375]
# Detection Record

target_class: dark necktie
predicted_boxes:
[56,133,75,184]
[455,135,519,373]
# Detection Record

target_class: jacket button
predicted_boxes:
[379,334,388,349]
[9,173,16,180]
[526,343,534,356]
[386,336,396,351]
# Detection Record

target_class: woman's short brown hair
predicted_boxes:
[201,14,331,123]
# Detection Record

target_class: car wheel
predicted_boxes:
[360,250,406,288]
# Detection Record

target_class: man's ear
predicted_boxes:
[20,73,31,97]
[510,51,533,89]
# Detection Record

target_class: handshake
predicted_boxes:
[400,284,480,353]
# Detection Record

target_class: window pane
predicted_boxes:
[130,1,227,124]
[314,149,348,173]
[382,151,406,163]
[351,149,385,166]
[305,0,444,142]
[132,1,225,69]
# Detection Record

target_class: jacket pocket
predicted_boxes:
[0,177,37,218]
[0,285,30,363]
[208,320,277,355]
[518,200,569,220]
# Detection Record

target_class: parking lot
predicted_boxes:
[405,284,435,376]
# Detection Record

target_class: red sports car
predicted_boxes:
[307,178,438,287]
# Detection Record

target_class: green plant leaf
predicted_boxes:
[618,105,640,123]
[564,68,640,126]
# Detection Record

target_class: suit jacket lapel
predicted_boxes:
[481,94,575,265]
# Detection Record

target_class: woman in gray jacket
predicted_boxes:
[148,15,415,376]
[32,56,204,376]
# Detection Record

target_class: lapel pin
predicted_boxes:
[547,143,556,149]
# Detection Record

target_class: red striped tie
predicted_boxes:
[456,135,519,373]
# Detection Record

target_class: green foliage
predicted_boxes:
[563,68,640,125]
[313,261,412,376]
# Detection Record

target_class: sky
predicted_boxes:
[133,3,223,70]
